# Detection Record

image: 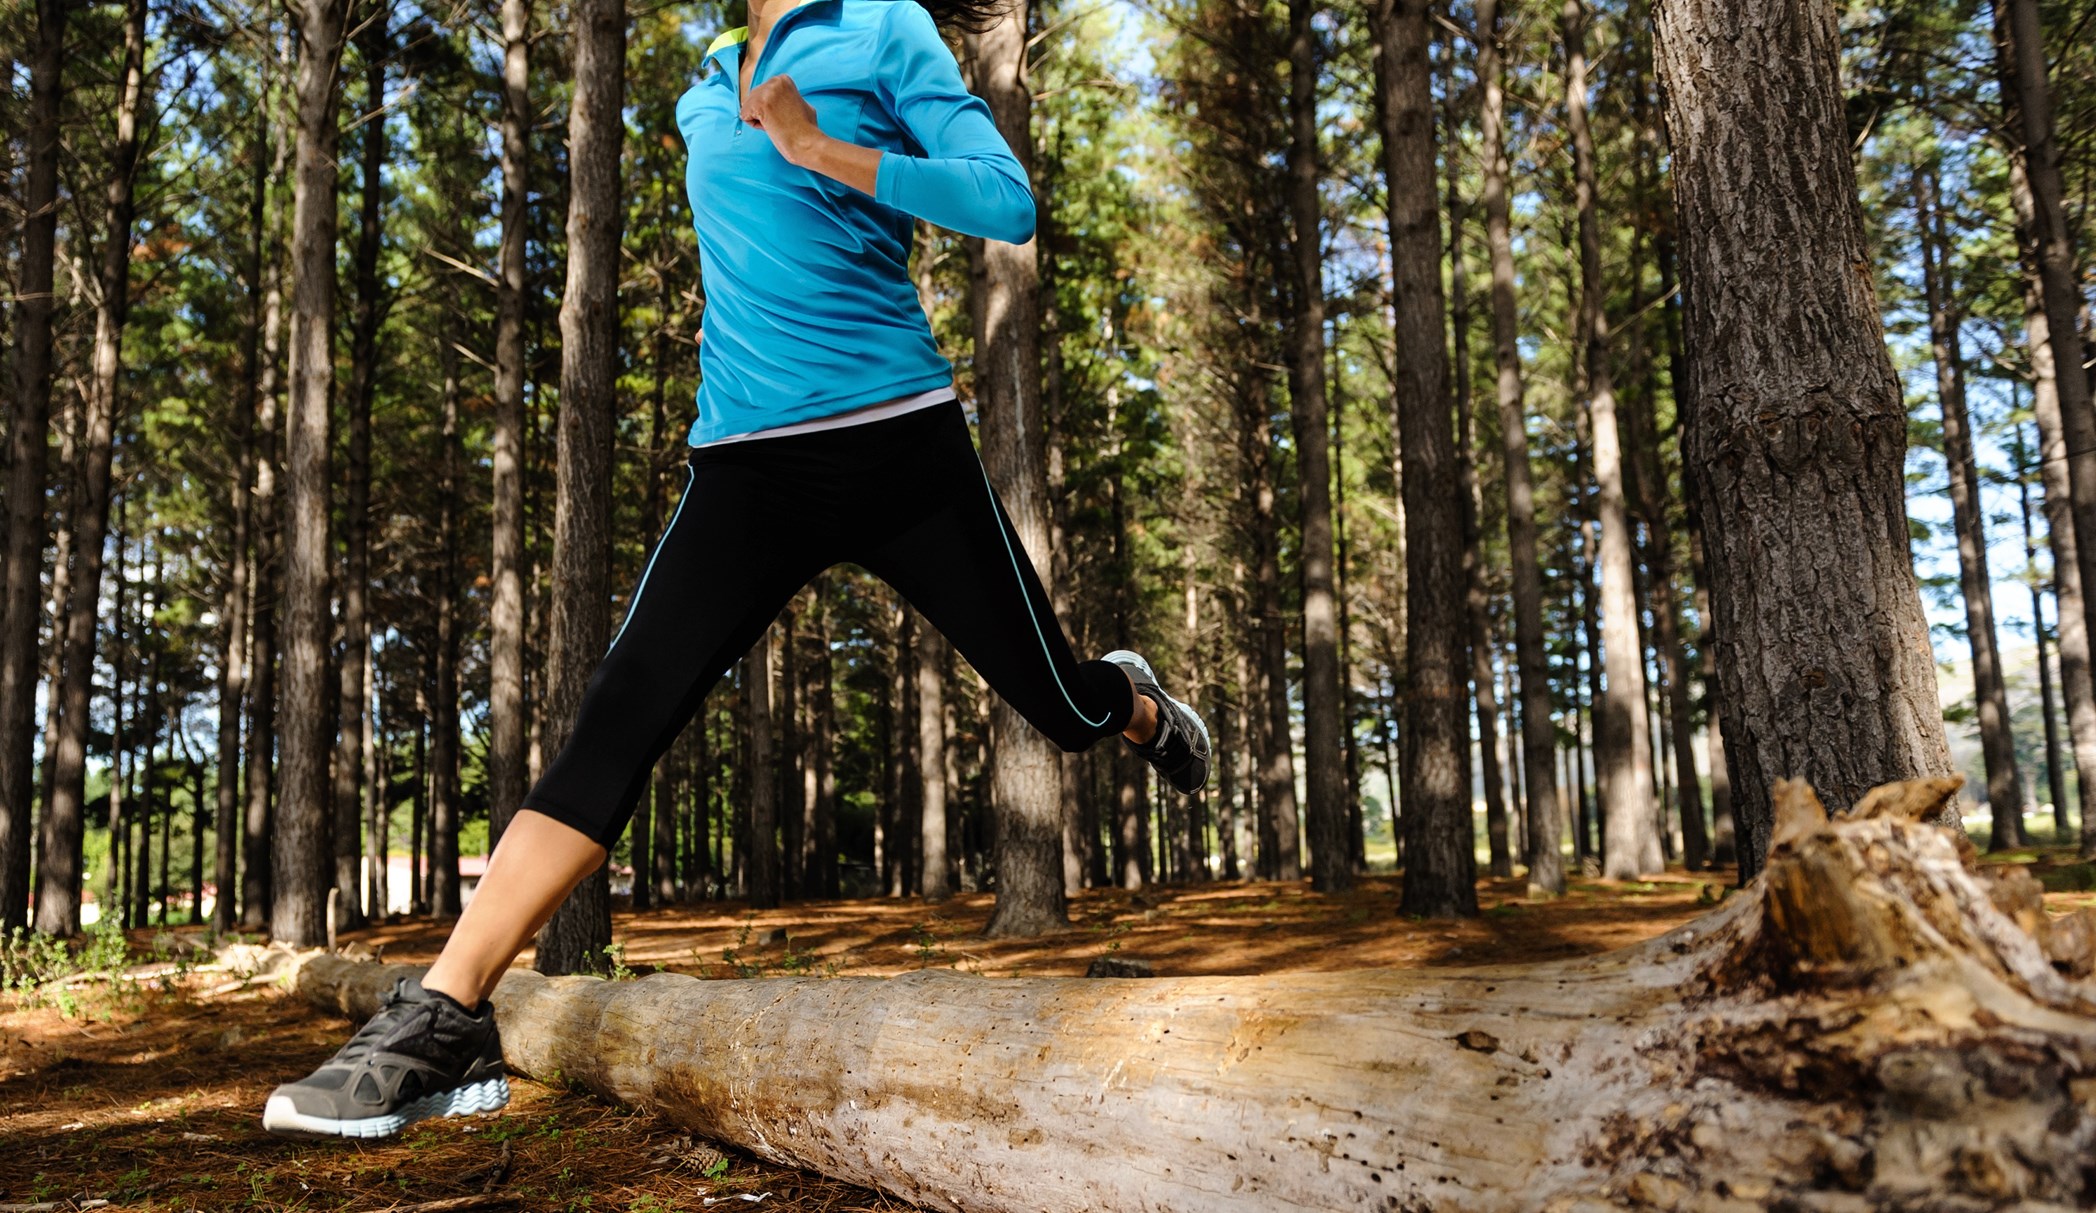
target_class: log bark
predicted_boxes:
[294,774,2096,1211]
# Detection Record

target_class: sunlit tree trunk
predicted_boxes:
[536,0,624,971]
[1286,0,1348,894]
[1914,159,2025,850]
[1475,0,1561,896]
[487,0,532,847]
[2016,423,2072,837]
[968,10,1066,937]
[34,0,148,934]
[1652,0,1956,879]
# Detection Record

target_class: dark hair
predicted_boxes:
[917,0,1018,34]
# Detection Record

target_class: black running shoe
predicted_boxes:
[1104,649,1211,795]
[262,975,509,1139]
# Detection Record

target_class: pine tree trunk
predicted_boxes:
[748,628,780,910]
[2017,423,2072,836]
[779,604,803,902]
[1565,0,1661,881]
[429,337,465,916]
[919,625,952,900]
[1245,408,1301,883]
[0,0,66,933]
[1651,0,1956,881]
[1991,0,2096,774]
[487,0,532,847]
[273,0,350,946]
[1375,0,1475,917]
[968,10,1067,938]
[536,0,624,972]
[1476,0,1562,897]
[2005,125,2096,857]
[332,8,387,933]
[1915,160,2026,850]
[34,0,148,935]
[1286,0,1349,895]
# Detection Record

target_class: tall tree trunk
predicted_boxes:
[779,604,803,902]
[1915,159,2026,850]
[2004,112,2096,857]
[274,0,350,946]
[34,0,148,935]
[919,625,951,900]
[430,336,464,916]
[813,589,839,896]
[536,0,624,972]
[1246,406,1301,882]
[487,0,532,847]
[0,0,66,933]
[1443,36,1510,881]
[333,3,388,933]
[747,627,780,910]
[968,10,1066,938]
[1651,0,1956,880]
[243,268,285,930]
[1375,0,1476,917]
[1476,0,1562,896]
[1991,0,2096,742]
[1564,0,1661,880]
[213,101,269,933]
[2017,423,2072,838]
[1287,0,1348,894]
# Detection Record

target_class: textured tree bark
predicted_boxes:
[2004,122,2096,857]
[1442,46,1512,882]
[919,625,952,900]
[1991,0,2096,746]
[1915,162,2027,851]
[537,0,625,972]
[332,8,388,934]
[293,775,2096,1212]
[1375,0,1475,917]
[430,335,466,916]
[1652,0,1955,880]
[274,0,350,946]
[1564,0,1660,881]
[0,0,65,934]
[968,11,1067,938]
[214,98,270,934]
[486,0,531,848]
[34,0,148,935]
[1286,0,1349,895]
[2016,423,2072,838]
[1475,0,1562,898]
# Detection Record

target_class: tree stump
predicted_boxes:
[289,778,2096,1212]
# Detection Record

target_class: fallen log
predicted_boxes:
[289,778,2096,1212]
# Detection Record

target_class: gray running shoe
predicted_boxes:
[1103,649,1211,795]
[262,975,509,1139]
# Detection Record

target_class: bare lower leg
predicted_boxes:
[420,809,607,1007]
[1122,670,1159,745]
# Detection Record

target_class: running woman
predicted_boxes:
[261,0,1210,1141]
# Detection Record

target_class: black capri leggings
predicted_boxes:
[521,398,1136,849]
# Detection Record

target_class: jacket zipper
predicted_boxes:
[733,1,823,137]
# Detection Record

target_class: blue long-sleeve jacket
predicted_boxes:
[677,0,1035,445]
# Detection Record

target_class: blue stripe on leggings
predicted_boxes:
[972,454,1112,730]
[608,465,697,653]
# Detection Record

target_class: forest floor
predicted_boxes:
[7,850,2096,1212]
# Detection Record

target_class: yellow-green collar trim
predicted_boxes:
[703,26,748,62]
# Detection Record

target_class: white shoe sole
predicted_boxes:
[1102,649,1212,792]
[262,1074,510,1139]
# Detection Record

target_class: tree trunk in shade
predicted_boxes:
[1914,159,2026,851]
[34,0,148,935]
[1564,0,1661,881]
[294,777,2096,1212]
[429,333,466,916]
[1286,0,1349,894]
[967,10,1066,938]
[487,0,532,847]
[919,625,952,900]
[272,0,350,946]
[1652,0,1956,880]
[536,0,624,973]
[0,0,66,933]
[2016,423,2072,839]
[332,7,388,933]
[1475,0,1562,897]
[748,628,780,911]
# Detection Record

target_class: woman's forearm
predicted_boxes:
[780,129,882,197]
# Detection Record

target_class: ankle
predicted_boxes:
[1121,674,1161,745]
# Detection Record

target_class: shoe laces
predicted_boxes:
[328,986,433,1068]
